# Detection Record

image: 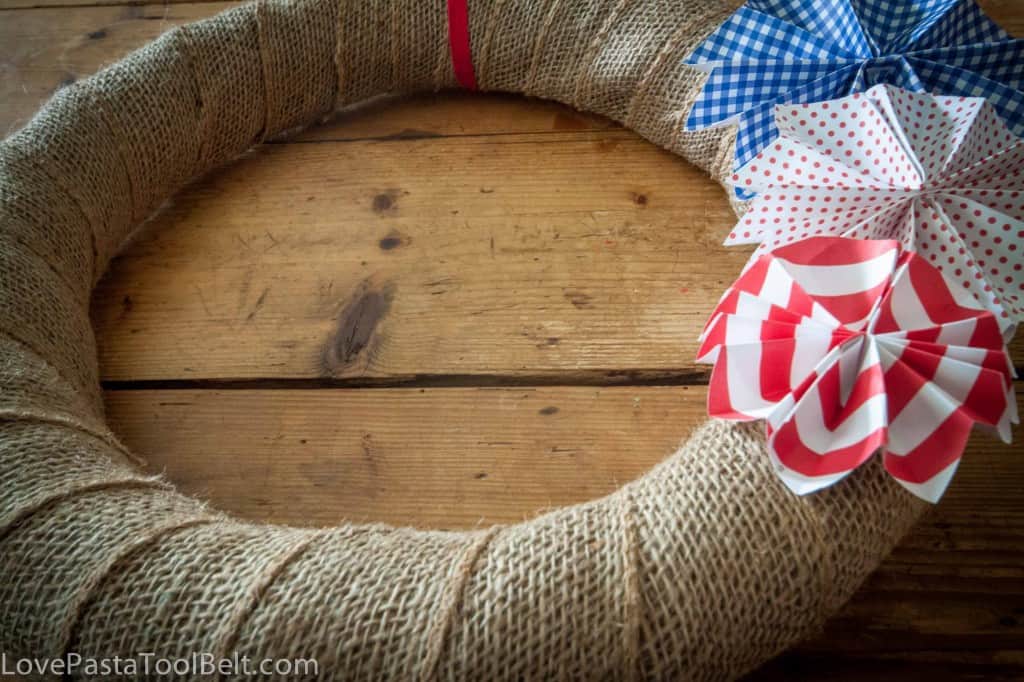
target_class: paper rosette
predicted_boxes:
[685,0,1024,173]
[696,237,1017,502]
[726,84,1024,333]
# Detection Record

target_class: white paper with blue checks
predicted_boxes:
[686,0,1023,178]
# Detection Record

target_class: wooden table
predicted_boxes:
[3,1,1023,679]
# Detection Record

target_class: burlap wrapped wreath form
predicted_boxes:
[0,0,930,679]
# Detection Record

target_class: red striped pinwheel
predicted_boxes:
[697,237,1017,502]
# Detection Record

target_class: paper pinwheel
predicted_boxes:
[685,0,1024,175]
[696,237,1017,502]
[726,84,1024,333]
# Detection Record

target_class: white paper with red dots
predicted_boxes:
[696,237,1017,502]
[727,84,1024,337]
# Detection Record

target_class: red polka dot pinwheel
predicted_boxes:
[727,84,1024,335]
[697,237,1017,502]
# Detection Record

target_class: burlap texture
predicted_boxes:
[0,0,927,679]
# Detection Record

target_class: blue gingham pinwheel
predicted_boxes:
[685,0,1024,189]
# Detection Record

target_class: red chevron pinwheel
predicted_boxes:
[697,237,1017,502]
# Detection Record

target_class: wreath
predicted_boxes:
[0,0,1018,679]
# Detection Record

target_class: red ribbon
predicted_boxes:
[447,0,477,90]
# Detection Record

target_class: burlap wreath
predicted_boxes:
[0,0,929,679]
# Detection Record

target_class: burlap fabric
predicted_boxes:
[0,0,928,679]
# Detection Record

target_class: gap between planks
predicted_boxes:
[100,370,713,391]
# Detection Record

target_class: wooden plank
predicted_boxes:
[982,0,1024,36]
[0,0,227,7]
[2,0,1019,133]
[104,385,1023,527]
[104,386,1024,672]
[294,91,618,142]
[105,385,709,528]
[0,0,1019,37]
[0,0,613,137]
[91,127,748,381]
[751,654,1024,681]
[0,2,234,135]
[90,120,1024,382]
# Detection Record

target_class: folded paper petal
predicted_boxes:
[685,0,1024,176]
[696,236,1017,502]
[728,85,1024,333]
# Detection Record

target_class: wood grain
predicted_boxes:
[0,0,1019,37]
[2,0,1019,131]
[0,2,234,134]
[91,126,745,382]
[105,386,705,528]
[89,106,1021,382]
[0,1,612,137]
[0,0,227,7]
[105,386,1022,530]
